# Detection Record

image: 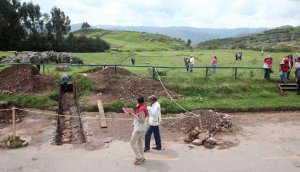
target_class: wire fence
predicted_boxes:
[0,63,265,79]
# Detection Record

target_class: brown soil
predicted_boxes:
[85,67,177,104]
[0,64,56,94]
[0,101,27,129]
[82,112,182,144]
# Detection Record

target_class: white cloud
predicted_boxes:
[21,0,300,28]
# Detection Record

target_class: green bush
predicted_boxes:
[0,94,57,109]
[48,92,59,102]
[84,104,98,112]
[72,74,96,95]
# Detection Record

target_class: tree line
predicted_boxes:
[0,0,110,52]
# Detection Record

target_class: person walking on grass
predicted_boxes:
[144,95,162,152]
[130,96,148,165]
[212,56,217,75]
[131,57,135,65]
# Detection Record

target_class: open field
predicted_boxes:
[0,49,299,112]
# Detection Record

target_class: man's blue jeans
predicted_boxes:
[295,68,299,78]
[189,64,193,72]
[281,72,288,84]
[145,125,161,150]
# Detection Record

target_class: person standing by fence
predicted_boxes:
[189,55,195,72]
[280,59,289,84]
[212,56,217,75]
[295,54,300,79]
[184,57,190,72]
[263,56,272,80]
[297,73,300,95]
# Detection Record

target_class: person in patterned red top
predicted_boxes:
[129,96,148,165]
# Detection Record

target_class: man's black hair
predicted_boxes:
[137,96,144,104]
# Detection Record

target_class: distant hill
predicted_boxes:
[73,29,188,51]
[196,26,300,52]
[71,24,267,44]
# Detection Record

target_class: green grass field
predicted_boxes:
[0,44,299,113]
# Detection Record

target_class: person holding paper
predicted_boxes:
[144,95,162,152]
[129,96,148,165]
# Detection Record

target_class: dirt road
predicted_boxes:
[0,111,300,172]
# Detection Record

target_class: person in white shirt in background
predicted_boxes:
[144,95,162,152]
[189,55,195,72]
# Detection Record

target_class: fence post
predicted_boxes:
[205,67,208,77]
[12,107,16,140]
[43,64,45,76]
[114,65,117,75]
[152,66,155,79]
[234,67,237,78]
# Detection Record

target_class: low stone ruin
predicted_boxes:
[0,51,83,64]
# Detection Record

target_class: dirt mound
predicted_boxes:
[104,77,176,101]
[100,67,137,77]
[161,110,232,134]
[0,101,26,129]
[87,67,176,102]
[0,64,55,93]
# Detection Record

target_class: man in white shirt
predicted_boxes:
[189,55,195,72]
[144,95,162,151]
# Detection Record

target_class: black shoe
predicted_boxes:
[152,147,161,150]
[144,148,150,152]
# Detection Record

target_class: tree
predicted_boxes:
[81,22,91,30]
[46,7,71,51]
[186,39,192,47]
[0,0,24,50]
[18,2,52,51]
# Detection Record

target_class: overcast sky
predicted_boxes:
[21,0,300,28]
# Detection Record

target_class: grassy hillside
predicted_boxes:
[73,29,188,52]
[197,27,300,52]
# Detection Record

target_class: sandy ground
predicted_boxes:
[0,111,300,172]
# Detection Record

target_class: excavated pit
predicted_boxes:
[55,83,86,145]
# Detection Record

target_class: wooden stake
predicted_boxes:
[12,107,16,140]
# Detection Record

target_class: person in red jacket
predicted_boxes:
[280,59,290,84]
[129,96,148,165]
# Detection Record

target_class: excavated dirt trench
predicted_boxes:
[55,84,86,145]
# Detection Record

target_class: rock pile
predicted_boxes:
[161,110,232,134]
[0,51,83,64]
[184,127,218,149]
[0,135,28,148]
[161,110,233,149]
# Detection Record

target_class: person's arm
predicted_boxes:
[130,111,145,124]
